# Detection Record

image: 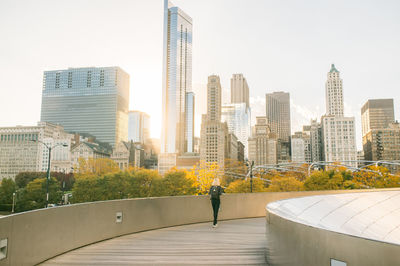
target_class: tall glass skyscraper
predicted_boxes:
[185,92,195,153]
[221,103,251,158]
[161,0,193,155]
[128,111,150,144]
[40,66,129,147]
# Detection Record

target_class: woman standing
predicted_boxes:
[209,178,223,228]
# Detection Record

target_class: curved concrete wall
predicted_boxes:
[0,189,396,266]
[265,192,400,266]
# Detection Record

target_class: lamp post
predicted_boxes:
[12,192,16,213]
[246,160,255,193]
[31,140,67,208]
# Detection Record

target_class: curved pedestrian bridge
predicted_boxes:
[41,218,266,265]
[2,189,398,265]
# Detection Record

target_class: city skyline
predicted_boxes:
[1,0,400,150]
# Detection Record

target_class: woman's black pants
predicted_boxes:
[211,198,220,225]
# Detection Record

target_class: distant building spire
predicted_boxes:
[330,64,339,73]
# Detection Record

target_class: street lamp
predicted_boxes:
[30,139,68,208]
[12,192,16,213]
[246,160,255,193]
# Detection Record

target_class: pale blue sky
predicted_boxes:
[1,0,399,149]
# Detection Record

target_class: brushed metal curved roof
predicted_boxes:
[267,190,400,245]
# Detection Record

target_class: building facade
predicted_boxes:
[0,122,72,180]
[71,141,111,170]
[161,0,193,155]
[128,111,150,144]
[303,119,323,163]
[322,65,357,167]
[361,99,395,137]
[185,92,195,153]
[266,91,291,162]
[326,64,344,117]
[159,0,193,174]
[40,66,129,147]
[225,133,238,161]
[291,132,311,163]
[361,99,397,165]
[231,74,249,109]
[363,122,400,164]
[321,115,357,165]
[221,103,251,158]
[248,117,277,166]
[200,76,228,170]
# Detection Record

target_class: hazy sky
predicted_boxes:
[1,0,399,149]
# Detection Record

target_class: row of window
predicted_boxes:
[0,133,38,142]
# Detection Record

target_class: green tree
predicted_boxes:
[71,177,100,203]
[0,178,17,204]
[17,178,62,210]
[128,169,162,198]
[160,169,197,196]
[15,172,46,188]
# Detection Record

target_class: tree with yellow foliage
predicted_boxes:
[304,170,344,190]
[267,176,304,192]
[75,158,120,178]
[225,178,267,193]
[188,161,220,194]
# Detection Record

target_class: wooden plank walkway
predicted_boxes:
[40,218,267,265]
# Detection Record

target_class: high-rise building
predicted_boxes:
[40,67,129,147]
[185,92,195,153]
[221,103,251,158]
[200,75,228,169]
[363,122,400,165]
[231,74,249,109]
[303,120,323,162]
[361,99,395,137]
[266,92,291,142]
[248,117,277,165]
[326,64,344,117]
[361,99,399,167]
[225,133,238,161]
[161,0,193,155]
[128,111,150,144]
[321,64,356,166]
[0,122,72,180]
[291,131,311,163]
[321,115,357,165]
[266,91,291,162]
[159,0,193,174]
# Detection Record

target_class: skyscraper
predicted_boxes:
[128,111,150,144]
[303,119,323,162]
[361,99,395,137]
[248,117,277,165]
[321,64,357,166]
[159,0,193,174]
[161,0,192,155]
[200,75,228,169]
[291,131,311,163]
[266,91,291,162]
[40,67,129,147]
[326,64,344,117]
[361,99,399,165]
[266,92,291,142]
[221,103,251,157]
[185,92,195,153]
[231,74,249,109]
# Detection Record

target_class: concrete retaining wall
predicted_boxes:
[0,189,396,265]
